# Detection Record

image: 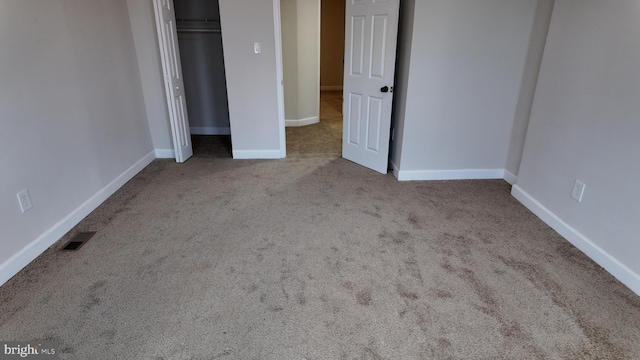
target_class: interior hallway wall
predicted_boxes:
[127,0,174,155]
[281,0,320,126]
[320,0,345,90]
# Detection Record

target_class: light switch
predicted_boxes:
[254,42,261,54]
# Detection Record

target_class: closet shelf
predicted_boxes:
[176,19,221,33]
[177,28,221,33]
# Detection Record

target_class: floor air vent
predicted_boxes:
[61,232,96,251]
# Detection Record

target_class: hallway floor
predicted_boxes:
[285,90,343,157]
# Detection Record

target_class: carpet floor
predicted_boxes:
[1,154,639,359]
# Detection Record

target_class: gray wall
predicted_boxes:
[515,0,640,293]
[389,0,416,170]
[505,0,555,178]
[219,0,285,157]
[127,0,174,153]
[392,0,537,177]
[0,0,154,281]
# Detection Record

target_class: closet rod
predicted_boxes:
[177,28,221,33]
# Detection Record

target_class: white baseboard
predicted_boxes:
[512,185,640,296]
[285,116,319,127]
[395,168,505,181]
[0,151,156,287]
[390,159,400,179]
[233,149,285,159]
[320,86,343,91]
[154,149,175,159]
[190,126,231,135]
[503,170,518,185]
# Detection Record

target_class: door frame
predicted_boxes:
[273,0,287,158]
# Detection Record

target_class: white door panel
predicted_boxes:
[153,0,193,163]
[343,0,399,174]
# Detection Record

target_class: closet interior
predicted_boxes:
[174,0,231,156]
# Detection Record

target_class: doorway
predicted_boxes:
[281,0,345,157]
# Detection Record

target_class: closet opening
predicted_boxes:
[175,0,232,158]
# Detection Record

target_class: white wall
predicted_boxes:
[514,0,640,294]
[0,0,155,285]
[127,0,174,155]
[281,0,320,126]
[392,0,537,180]
[219,0,285,158]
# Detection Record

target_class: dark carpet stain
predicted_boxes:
[404,258,423,282]
[363,346,385,360]
[397,284,419,300]
[431,288,453,299]
[378,230,412,245]
[342,281,355,292]
[362,210,382,219]
[407,212,421,229]
[297,293,306,305]
[356,289,372,306]
[438,232,474,257]
[101,329,116,342]
[82,280,106,312]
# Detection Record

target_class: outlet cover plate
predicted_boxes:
[17,189,33,213]
[571,180,586,202]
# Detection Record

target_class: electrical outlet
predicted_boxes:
[17,189,33,213]
[254,42,261,54]
[571,180,586,202]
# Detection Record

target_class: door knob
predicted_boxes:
[175,86,180,91]
[380,86,389,93]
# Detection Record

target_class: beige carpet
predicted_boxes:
[1,154,639,359]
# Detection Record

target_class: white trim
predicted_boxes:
[285,116,319,127]
[390,158,400,179]
[512,185,640,296]
[154,149,175,159]
[233,149,284,159]
[0,151,156,287]
[395,168,505,181]
[503,170,518,185]
[273,0,287,159]
[153,0,192,163]
[320,86,343,91]
[189,126,231,135]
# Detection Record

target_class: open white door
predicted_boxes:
[342,0,400,174]
[153,0,193,163]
